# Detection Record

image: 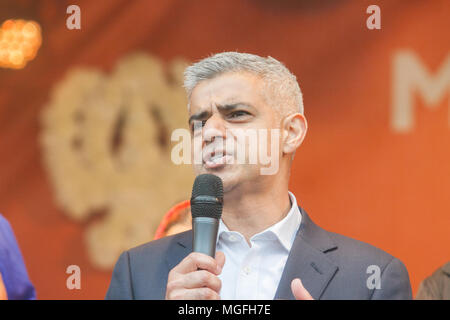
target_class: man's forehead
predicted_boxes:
[189,72,263,112]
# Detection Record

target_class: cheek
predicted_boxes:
[191,135,202,152]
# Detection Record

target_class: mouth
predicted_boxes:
[202,149,233,169]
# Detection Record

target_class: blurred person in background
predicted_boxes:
[0,273,7,299]
[154,201,192,240]
[0,214,36,300]
[416,262,450,300]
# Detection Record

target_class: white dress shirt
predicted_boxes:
[216,192,302,300]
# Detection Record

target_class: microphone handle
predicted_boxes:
[192,217,219,257]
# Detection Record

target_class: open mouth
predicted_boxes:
[203,150,233,169]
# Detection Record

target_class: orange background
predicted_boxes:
[0,0,449,299]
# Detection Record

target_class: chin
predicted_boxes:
[220,168,264,193]
[194,164,261,194]
[194,165,235,190]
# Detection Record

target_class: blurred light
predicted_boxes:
[0,19,42,69]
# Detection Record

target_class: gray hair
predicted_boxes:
[183,52,304,117]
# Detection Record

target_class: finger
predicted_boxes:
[215,251,226,271]
[178,270,222,292]
[291,278,314,300]
[173,252,222,275]
[168,287,220,300]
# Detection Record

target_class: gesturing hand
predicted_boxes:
[291,278,314,300]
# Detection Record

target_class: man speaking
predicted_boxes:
[105,52,412,300]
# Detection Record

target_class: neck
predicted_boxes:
[221,177,291,242]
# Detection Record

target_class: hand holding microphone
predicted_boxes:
[165,174,225,300]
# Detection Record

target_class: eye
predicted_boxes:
[228,110,251,119]
[190,120,207,132]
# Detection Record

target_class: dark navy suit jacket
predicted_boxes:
[105,207,412,300]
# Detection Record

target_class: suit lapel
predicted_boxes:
[165,230,193,271]
[274,207,339,300]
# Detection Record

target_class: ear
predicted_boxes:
[281,113,307,155]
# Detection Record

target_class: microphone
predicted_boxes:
[190,174,223,257]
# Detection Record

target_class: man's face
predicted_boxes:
[188,71,280,192]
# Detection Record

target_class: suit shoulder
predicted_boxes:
[326,230,396,266]
[323,230,411,299]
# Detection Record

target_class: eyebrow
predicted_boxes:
[188,102,255,125]
[188,111,209,125]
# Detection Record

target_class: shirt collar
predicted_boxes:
[217,191,302,251]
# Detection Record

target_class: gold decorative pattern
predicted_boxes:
[40,53,193,269]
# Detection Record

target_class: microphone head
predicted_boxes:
[190,174,223,220]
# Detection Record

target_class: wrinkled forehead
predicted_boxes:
[188,71,266,113]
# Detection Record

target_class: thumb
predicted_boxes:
[215,251,226,273]
[291,278,314,300]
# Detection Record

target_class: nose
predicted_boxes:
[202,113,226,145]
